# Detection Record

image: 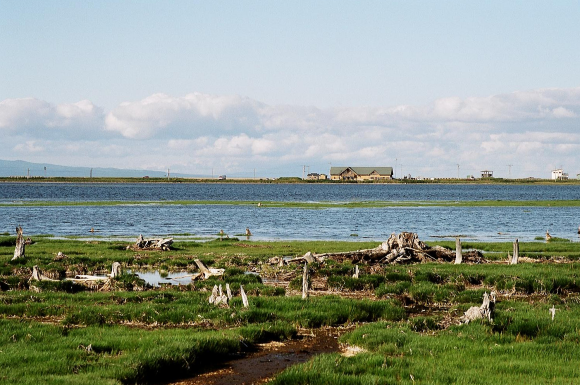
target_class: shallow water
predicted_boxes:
[2,183,580,242]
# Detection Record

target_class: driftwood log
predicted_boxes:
[127,235,173,251]
[12,227,25,261]
[286,232,486,266]
[194,259,225,279]
[460,292,496,324]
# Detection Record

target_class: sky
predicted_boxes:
[1,1,580,178]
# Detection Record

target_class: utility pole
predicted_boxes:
[90,168,93,178]
[395,158,397,179]
[302,165,306,180]
[253,168,256,180]
[507,164,513,179]
[27,168,30,179]
[457,164,460,179]
[167,168,170,181]
[212,168,214,178]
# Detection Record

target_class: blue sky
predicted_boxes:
[1,1,580,178]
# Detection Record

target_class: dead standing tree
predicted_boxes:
[12,227,26,261]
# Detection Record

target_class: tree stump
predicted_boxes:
[240,285,249,308]
[455,238,462,264]
[511,239,519,265]
[302,262,309,300]
[12,227,25,261]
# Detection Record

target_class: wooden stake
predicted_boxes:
[353,265,359,279]
[455,237,462,264]
[302,262,309,300]
[511,239,519,265]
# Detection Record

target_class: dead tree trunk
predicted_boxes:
[511,239,519,265]
[240,285,249,308]
[302,262,309,300]
[455,238,462,264]
[12,227,25,261]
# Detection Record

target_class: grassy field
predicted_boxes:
[1,237,580,384]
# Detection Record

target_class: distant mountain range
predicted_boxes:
[0,159,197,178]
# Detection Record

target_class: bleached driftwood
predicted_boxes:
[302,262,309,300]
[128,235,173,251]
[550,306,557,321]
[226,283,232,300]
[29,265,58,282]
[70,262,121,281]
[208,284,229,306]
[455,238,462,264]
[240,285,249,308]
[291,233,486,266]
[460,292,496,324]
[511,239,519,265]
[12,227,25,261]
[194,259,225,280]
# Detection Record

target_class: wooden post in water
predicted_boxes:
[302,262,309,300]
[12,226,25,261]
[511,239,519,265]
[454,237,462,264]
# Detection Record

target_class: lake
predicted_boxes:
[1,182,580,242]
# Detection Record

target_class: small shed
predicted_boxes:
[481,170,493,178]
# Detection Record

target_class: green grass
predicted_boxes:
[4,238,580,384]
[272,300,580,385]
[0,319,295,385]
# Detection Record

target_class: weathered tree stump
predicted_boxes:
[353,265,359,279]
[302,262,309,300]
[240,285,249,308]
[455,238,462,264]
[29,265,57,282]
[460,292,496,324]
[511,239,519,265]
[12,227,25,261]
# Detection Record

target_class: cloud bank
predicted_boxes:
[1,87,580,178]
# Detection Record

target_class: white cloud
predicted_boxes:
[2,87,580,177]
[13,140,44,153]
[0,98,105,140]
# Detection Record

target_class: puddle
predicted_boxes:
[164,327,348,385]
[129,270,194,286]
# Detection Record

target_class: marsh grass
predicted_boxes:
[272,301,580,385]
[3,238,580,383]
[0,319,295,385]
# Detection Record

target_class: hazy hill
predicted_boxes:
[0,159,195,178]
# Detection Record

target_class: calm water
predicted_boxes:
[1,182,580,242]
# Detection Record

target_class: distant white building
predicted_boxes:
[552,169,569,180]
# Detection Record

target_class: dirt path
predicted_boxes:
[167,327,347,385]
